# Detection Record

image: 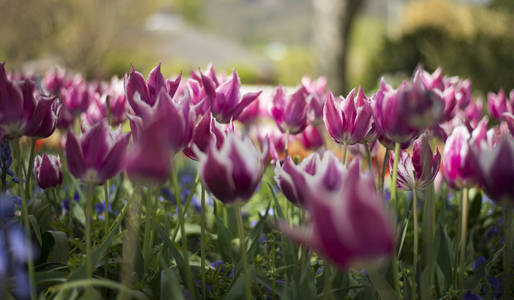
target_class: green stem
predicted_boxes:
[365,142,373,174]
[12,140,36,300]
[380,150,390,193]
[118,186,142,300]
[342,142,348,166]
[503,202,512,300]
[85,184,94,280]
[322,266,331,300]
[412,189,419,300]
[200,185,207,300]
[142,186,155,272]
[25,138,36,201]
[235,203,251,300]
[172,170,196,299]
[285,131,290,158]
[422,184,435,298]
[391,142,401,299]
[459,188,468,290]
[104,182,110,282]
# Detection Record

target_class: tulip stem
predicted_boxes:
[285,131,290,157]
[391,142,401,299]
[118,185,142,300]
[322,266,331,300]
[341,143,348,166]
[412,189,419,300]
[25,138,36,201]
[12,139,36,300]
[458,188,468,290]
[200,185,207,300]
[172,170,196,300]
[104,181,110,281]
[503,202,512,300]
[236,203,251,300]
[365,142,373,174]
[85,183,94,281]
[142,186,155,272]
[380,150,390,193]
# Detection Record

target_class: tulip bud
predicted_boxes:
[198,132,265,204]
[278,159,394,268]
[33,154,62,189]
[274,153,320,205]
[65,120,130,185]
[323,87,373,145]
[183,112,226,160]
[487,89,509,121]
[470,136,514,204]
[271,85,309,135]
[296,125,324,150]
[390,135,440,191]
[203,70,262,124]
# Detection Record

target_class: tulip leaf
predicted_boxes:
[68,225,118,281]
[267,182,284,219]
[223,265,255,300]
[435,224,452,292]
[467,192,482,226]
[40,230,69,265]
[28,214,42,246]
[158,224,186,280]
[215,215,233,262]
[367,268,396,300]
[160,268,184,300]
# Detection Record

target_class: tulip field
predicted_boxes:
[0,62,513,300]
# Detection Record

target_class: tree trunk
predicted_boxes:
[312,0,366,94]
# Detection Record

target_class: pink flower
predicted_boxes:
[278,159,394,268]
[296,125,324,150]
[274,153,320,205]
[271,85,309,135]
[33,154,63,189]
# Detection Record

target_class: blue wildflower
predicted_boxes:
[473,256,486,271]
[463,292,483,300]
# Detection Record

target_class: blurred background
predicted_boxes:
[0,0,512,94]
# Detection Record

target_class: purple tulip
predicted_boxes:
[43,68,67,95]
[487,89,510,121]
[65,120,130,184]
[202,70,262,124]
[442,120,488,189]
[502,112,514,137]
[0,64,60,139]
[372,79,421,148]
[33,153,62,189]
[60,80,90,115]
[125,110,173,183]
[302,76,328,124]
[198,132,265,204]
[183,112,226,160]
[323,87,373,145]
[278,159,394,268]
[390,135,441,191]
[470,135,514,204]
[125,64,182,120]
[272,85,309,135]
[255,125,286,163]
[274,153,320,205]
[296,125,324,150]
[236,95,260,125]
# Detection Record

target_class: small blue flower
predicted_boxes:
[94,202,112,220]
[488,276,502,298]
[473,256,486,271]
[463,292,483,300]
[9,225,32,262]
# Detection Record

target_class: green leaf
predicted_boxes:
[367,268,396,300]
[215,215,233,262]
[158,224,186,281]
[68,225,118,281]
[40,231,69,265]
[160,268,184,300]
[435,224,452,292]
[223,265,255,300]
[468,192,482,226]
[28,214,42,246]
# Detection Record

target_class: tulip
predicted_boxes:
[278,159,394,268]
[65,120,130,185]
[296,125,324,150]
[0,64,60,139]
[43,68,67,95]
[271,85,309,135]
[469,135,514,299]
[372,79,420,147]
[125,64,182,120]
[236,95,260,125]
[60,80,90,115]
[390,135,440,191]
[274,153,320,205]
[183,112,226,160]
[198,132,265,204]
[487,89,509,121]
[302,76,328,124]
[202,70,262,124]
[503,112,514,137]
[255,125,286,163]
[323,87,373,145]
[33,154,62,189]
[442,120,488,189]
